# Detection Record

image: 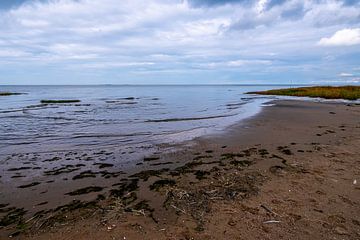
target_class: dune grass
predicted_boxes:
[247,86,360,100]
[41,99,81,104]
[0,92,24,96]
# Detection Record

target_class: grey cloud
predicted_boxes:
[342,0,360,6]
[188,0,251,7]
[0,0,29,10]
[281,3,305,20]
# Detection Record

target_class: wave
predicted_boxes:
[145,113,237,123]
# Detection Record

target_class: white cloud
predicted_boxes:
[0,49,30,57]
[0,0,359,84]
[78,62,155,69]
[199,59,272,69]
[318,28,360,46]
[338,72,354,77]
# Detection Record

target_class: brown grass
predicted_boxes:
[247,86,360,100]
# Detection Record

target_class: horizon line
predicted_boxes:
[0,83,321,87]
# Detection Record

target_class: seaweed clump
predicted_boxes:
[163,172,263,231]
[66,186,104,196]
[40,99,81,104]
[0,92,24,96]
[149,179,176,191]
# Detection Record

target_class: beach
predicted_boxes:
[1,99,359,239]
[1,0,359,238]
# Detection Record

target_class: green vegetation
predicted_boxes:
[40,99,81,104]
[0,92,24,96]
[247,86,360,100]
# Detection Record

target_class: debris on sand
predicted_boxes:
[162,171,264,231]
[149,179,176,191]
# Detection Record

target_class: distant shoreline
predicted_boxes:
[248,85,360,100]
[0,84,311,87]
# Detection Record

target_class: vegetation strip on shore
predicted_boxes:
[247,86,360,100]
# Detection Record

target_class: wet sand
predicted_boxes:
[1,100,360,239]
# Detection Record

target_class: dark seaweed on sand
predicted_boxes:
[149,179,176,191]
[66,186,104,196]
[130,168,169,181]
[18,182,40,189]
[0,208,27,227]
[110,179,139,198]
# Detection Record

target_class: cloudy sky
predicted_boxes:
[0,0,359,85]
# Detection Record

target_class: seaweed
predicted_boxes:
[0,203,9,209]
[193,155,212,161]
[258,149,269,156]
[7,167,32,171]
[100,170,124,179]
[66,186,104,196]
[43,156,61,162]
[18,182,40,189]
[220,153,244,160]
[44,165,81,176]
[0,208,27,227]
[40,99,81,104]
[93,163,114,168]
[132,200,154,212]
[130,168,169,181]
[122,192,138,205]
[0,92,24,96]
[149,179,176,191]
[229,160,252,167]
[277,146,293,155]
[72,170,97,180]
[110,179,139,198]
[194,170,211,180]
[143,156,160,162]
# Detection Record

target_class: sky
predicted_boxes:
[0,0,359,85]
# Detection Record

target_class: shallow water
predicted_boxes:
[0,85,288,155]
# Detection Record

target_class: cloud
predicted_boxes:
[198,59,272,69]
[188,0,250,7]
[0,0,359,84]
[338,72,354,77]
[318,28,360,46]
[0,0,30,10]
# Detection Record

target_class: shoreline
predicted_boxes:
[1,99,359,239]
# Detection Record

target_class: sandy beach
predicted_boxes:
[1,0,359,239]
[1,99,359,239]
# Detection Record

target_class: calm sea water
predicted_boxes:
[0,85,288,155]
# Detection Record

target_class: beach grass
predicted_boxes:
[247,86,360,100]
[0,92,24,96]
[41,99,81,104]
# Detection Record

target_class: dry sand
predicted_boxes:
[1,100,359,239]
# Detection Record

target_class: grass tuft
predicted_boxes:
[247,86,360,100]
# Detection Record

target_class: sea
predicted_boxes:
[0,85,293,155]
